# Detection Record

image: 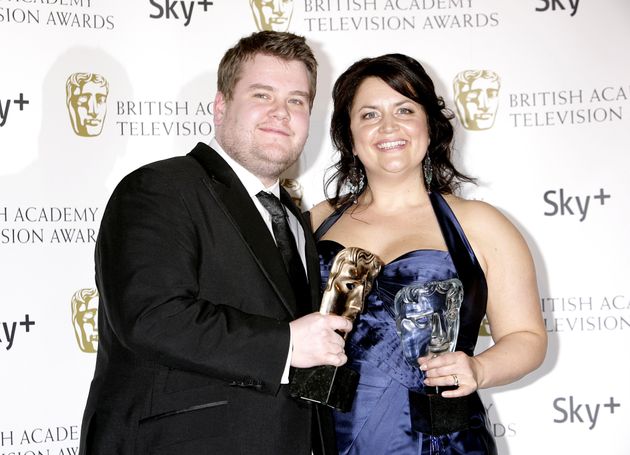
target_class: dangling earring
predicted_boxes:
[348,156,366,203]
[423,154,433,193]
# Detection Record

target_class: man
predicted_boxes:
[250,0,294,32]
[66,73,109,137]
[453,69,501,131]
[79,31,349,455]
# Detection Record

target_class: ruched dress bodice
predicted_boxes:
[320,242,457,393]
[315,193,497,455]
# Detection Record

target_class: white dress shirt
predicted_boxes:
[210,138,304,383]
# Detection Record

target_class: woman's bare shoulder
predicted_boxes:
[309,200,336,231]
[443,194,509,230]
[444,193,533,265]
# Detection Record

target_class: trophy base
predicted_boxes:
[410,390,482,435]
[289,365,359,412]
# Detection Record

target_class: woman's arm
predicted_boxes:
[422,198,547,397]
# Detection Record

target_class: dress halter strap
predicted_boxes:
[314,199,354,242]
[429,192,487,355]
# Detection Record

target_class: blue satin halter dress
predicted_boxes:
[315,192,497,455]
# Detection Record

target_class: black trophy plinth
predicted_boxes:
[289,365,359,412]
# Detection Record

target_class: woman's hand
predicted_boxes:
[418,351,483,398]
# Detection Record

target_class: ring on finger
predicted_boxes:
[452,374,459,387]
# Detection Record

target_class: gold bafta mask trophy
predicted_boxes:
[289,247,382,412]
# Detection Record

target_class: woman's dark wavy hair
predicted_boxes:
[325,53,474,206]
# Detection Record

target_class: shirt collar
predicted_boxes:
[210,138,280,198]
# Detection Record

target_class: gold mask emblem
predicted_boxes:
[478,315,492,337]
[453,70,500,131]
[281,178,304,209]
[250,0,294,31]
[71,288,99,353]
[66,73,109,137]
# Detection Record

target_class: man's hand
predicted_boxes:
[289,313,352,368]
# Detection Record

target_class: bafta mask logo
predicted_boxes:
[71,288,99,353]
[281,178,303,209]
[479,316,492,337]
[66,72,109,137]
[250,0,294,32]
[453,70,501,131]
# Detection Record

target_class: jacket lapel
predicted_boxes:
[188,143,298,318]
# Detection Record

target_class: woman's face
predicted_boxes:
[349,77,430,180]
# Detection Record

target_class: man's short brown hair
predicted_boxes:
[217,31,317,109]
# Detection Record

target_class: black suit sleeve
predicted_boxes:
[95,166,289,394]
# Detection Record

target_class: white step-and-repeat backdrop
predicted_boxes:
[1,1,628,454]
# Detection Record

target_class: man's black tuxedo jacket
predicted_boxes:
[79,143,336,455]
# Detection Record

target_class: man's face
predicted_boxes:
[69,81,108,136]
[456,77,499,131]
[213,54,311,187]
[73,296,99,353]
[250,0,294,32]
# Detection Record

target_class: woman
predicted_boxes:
[311,54,547,454]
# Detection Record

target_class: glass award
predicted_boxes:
[393,278,463,395]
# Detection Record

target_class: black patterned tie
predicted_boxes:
[256,191,310,314]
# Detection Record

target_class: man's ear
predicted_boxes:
[213,91,226,126]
